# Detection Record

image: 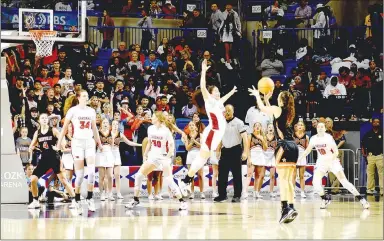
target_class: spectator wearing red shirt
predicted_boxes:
[162,1,177,19]
[35,66,53,91]
[354,68,372,88]
[122,0,136,15]
[48,60,64,87]
[156,96,170,112]
[338,66,351,87]
[119,99,135,165]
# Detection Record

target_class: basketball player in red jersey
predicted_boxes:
[179,59,237,196]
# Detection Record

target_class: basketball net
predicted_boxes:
[29,30,57,57]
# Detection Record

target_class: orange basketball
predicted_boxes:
[258,77,275,95]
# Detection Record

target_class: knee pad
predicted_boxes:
[87,164,95,184]
[134,172,145,191]
[75,169,85,187]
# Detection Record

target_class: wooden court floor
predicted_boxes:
[1,195,383,239]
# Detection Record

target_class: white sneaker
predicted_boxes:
[233,59,238,65]
[320,199,331,209]
[108,194,115,201]
[28,199,40,209]
[77,202,83,215]
[148,194,154,200]
[100,192,106,201]
[225,62,233,70]
[270,192,276,198]
[212,192,219,198]
[178,180,191,197]
[254,191,263,199]
[69,199,77,209]
[154,195,163,200]
[116,193,124,199]
[360,198,370,209]
[301,191,307,198]
[125,199,139,209]
[242,192,248,200]
[179,201,188,210]
[189,193,194,199]
[87,199,96,212]
[200,193,205,199]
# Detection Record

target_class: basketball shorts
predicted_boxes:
[315,158,343,174]
[147,153,171,169]
[33,150,61,178]
[200,127,225,152]
[71,138,96,161]
[62,153,74,170]
[275,140,299,165]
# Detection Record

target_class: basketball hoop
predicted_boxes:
[29,30,57,57]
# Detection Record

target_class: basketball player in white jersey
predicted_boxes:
[298,123,369,209]
[179,59,237,196]
[125,112,187,210]
[58,90,103,214]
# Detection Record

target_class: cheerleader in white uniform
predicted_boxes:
[242,122,267,199]
[184,121,205,200]
[61,122,74,183]
[96,118,115,201]
[111,120,142,199]
[264,123,277,198]
[293,120,309,198]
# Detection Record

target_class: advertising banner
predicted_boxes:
[37,165,326,198]
[1,7,79,32]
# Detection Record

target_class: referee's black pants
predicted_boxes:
[218,145,243,198]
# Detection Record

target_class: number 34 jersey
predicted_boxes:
[66,106,96,140]
[147,125,173,157]
[309,133,337,160]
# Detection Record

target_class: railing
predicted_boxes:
[253,26,367,65]
[356,148,367,189]
[87,10,183,19]
[88,25,211,51]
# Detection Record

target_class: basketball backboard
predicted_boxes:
[1,0,87,43]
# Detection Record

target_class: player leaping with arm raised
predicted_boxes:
[179,59,237,196]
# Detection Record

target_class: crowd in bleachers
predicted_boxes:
[2,0,383,168]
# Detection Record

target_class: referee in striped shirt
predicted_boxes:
[214,105,248,203]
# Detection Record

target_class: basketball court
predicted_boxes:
[1,195,383,239]
[1,1,383,240]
